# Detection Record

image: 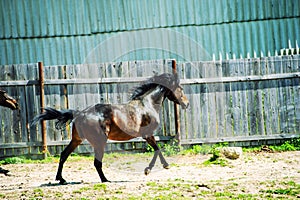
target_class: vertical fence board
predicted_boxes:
[275,57,286,134]
[199,62,209,139]
[268,56,280,135]
[255,59,265,136]
[229,60,240,136]
[215,61,225,138]
[223,61,233,137]
[207,62,218,138]
[285,56,296,133]
[238,59,249,135]
[292,55,300,134]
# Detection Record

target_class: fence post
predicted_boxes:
[172,60,181,146]
[38,62,47,158]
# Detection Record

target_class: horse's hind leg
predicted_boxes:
[93,137,109,182]
[56,125,82,184]
[94,157,109,182]
[144,135,169,175]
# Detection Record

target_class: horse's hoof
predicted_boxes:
[163,163,170,169]
[101,179,110,183]
[144,167,151,175]
[56,177,67,185]
[59,179,67,185]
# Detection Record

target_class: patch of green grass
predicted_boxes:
[160,140,182,156]
[203,157,228,167]
[73,186,90,194]
[214,191,235,198]
[93,183,107,191]
[33,188,44,198]
[0,157,26,164]
[202,143,229,167]
[270,140,299,151]
[260,181,300,197]
[181,144,211,155]
[245,138,300,153]
[55,192,63,198]
[146,181,157,187]
[73,183,107,195]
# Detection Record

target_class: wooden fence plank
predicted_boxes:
[222,61,233,137]
[268,56,280,135]
[275,57,287,134]
[255,59,265,136]
[206,62,217,138]
[215,61,226,138]
[229,60,240,136]
[292,55,300,134]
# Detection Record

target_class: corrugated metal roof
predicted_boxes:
[0,0,299,65]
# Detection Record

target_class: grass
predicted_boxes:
[260,181,300,197]
[72,183,107,195]
[244,138,300,153]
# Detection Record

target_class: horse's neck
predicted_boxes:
[142,87,165,112]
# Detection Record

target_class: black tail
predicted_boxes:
[31,107,77,130]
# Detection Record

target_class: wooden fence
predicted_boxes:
[0,55,299,158]
[177,55,299,145]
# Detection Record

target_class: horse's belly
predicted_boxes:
[108,132,135,141]
[107,124,138,141]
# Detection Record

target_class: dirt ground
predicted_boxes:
[0,151,299,199]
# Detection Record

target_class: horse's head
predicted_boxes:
[0,89,19,110]
[163,73,189,109]
[130,73,189,109]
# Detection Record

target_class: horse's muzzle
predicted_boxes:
[181,101,189,109]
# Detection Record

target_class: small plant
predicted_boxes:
[1,157,25,164]
[93,183,107,191]
[181,144,212,155]
[260,181,300,197]
[33,188,44,198]
[270,140,298,152]
[203,142,229,167]
[162,140,181,156]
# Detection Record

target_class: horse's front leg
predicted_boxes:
[144,135,169,175]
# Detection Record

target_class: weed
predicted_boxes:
[214,191,234,198]
[146,181,157,187]
[203,157,228,167]
[202,143,229,167]
[55,192,63,198]
[181,144,211,155]
[93,183,107,191]
[162,140,182,156]
[33,188,44,198]
[1,157,25,164]
[260,181,300,197]
[245,137,300,153]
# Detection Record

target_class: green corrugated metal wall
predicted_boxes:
[0,0,299,65]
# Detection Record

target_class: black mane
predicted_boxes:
[130,73,179,100]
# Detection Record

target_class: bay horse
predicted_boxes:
[0,89,19,110]
[32,73,189,184]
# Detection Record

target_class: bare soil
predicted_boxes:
[0,151,299,199]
